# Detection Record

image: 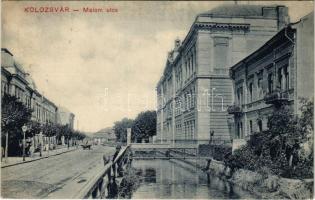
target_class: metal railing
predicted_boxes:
[264,90,289,104]
[227,104,242,114]
[74,145,131,199]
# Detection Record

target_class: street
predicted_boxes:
[1,145,115,198]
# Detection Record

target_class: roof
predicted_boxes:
[1,48,13,56]
[93,127,116,139]
[25,74,37,90]
[199,4,281,18]
[58,106,72,114]
[230,26,294,73]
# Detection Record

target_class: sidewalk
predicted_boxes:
[1,145,79,168]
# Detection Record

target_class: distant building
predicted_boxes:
[92,127,116,145]
[56,107,75,129]
[156,5,289,144]
[229,12,314,150]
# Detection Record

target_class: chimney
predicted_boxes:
[277,6,289,30]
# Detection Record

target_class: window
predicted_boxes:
[184,122,187,139]
[192,120,195,139]
[284,66,289,90]
[214,37,228,69]
[257,77,263,98]
[237,87,243,105]
[15,88,18,98]
[249,120,253,134]
[191,54,194,74]
[237,123,240,138]
[268,73,273,93]
[277,68,282,90]
[249,83,253,102]
[185,61,188,80]
[258,120,263,132]
[1,81,5,96]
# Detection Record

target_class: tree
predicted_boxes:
[113,118,134,143]
[224,99,314,178]
[29,121,42,136]
[131,110,156,142]
[1,94,32,157]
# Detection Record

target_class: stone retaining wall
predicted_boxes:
[175,155,313,199]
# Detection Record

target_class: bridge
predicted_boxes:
[130,142,212,160]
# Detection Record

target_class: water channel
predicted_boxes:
[130,159,258,199]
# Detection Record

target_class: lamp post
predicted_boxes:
[39,131,43,157]
[209,130,214,145]
[22,125,28,161]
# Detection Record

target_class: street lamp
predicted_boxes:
[39,131,43,157]
[22,125,28,161]
[209,130,214,145]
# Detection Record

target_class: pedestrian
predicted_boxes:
[1,146,4,162]
[112,144,121,162]
[29,143,35,158]
[107,177,118,198]
[103,154,110,166]
[112,144,122,177]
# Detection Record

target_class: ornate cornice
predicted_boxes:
[194,22,250,31]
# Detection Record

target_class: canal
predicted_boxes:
[130,159,258,199]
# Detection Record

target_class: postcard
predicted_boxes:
[1,1,314,199]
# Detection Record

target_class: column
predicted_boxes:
[161,86,164,143]
[172,66,176,146]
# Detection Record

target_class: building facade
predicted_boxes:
[228,12,314,150]
[156,5,290,145]
[56,107,75,130]
[1,48,72,127]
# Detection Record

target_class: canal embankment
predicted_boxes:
[167,150,313,199]
[128,159,259,199]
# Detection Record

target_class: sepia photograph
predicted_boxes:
[1,1,314,199]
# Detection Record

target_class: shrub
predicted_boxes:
[212,145,232,161]
[224,99,314,179]
[198,144,232,161]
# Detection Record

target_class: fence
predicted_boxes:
[73,145,131,199]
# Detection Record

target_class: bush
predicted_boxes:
[224,99,314,179]
[212,145,232,161]
[199,144,232,161]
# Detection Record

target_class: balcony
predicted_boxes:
[264,90,289,105]
[227,104,243,115]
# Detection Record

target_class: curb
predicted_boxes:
[1,147,79,168]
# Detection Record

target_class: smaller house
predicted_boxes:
[228,12,314,151]
[93,127,116,145]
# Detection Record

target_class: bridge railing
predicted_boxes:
[74,145,131,199]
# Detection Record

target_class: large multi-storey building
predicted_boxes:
[1,48,73,127]
[228,12,314,150]
[156,5,289,145]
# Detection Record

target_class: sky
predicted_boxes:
[2,1,313,133]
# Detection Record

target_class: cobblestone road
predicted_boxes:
[1,145,115,198]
